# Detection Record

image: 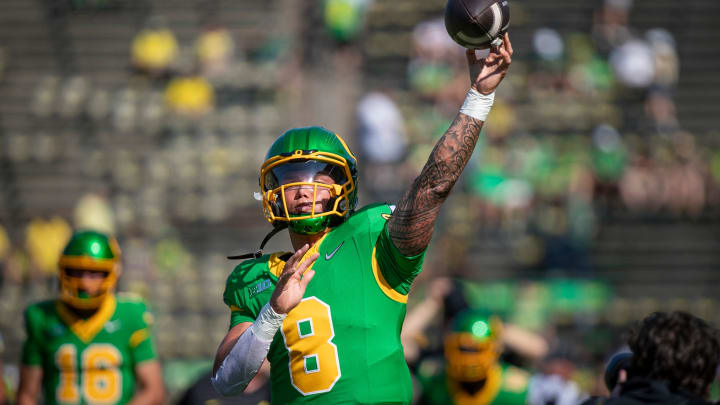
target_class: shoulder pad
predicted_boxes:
[345,203,394,225]
[26,299,56,315]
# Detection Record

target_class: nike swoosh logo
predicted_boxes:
[325,241,344,260]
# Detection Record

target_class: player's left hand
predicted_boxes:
[468,32,513,95]
[270,244,319,314]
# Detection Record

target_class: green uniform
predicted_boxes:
[420,363,530,405]
[22,294,157,405]
[223,203,425,404]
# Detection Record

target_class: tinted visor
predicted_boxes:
[63,267,110,279]
[264,160,347,191]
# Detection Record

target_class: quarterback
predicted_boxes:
[212,34,513,404]
[17,231,164,405]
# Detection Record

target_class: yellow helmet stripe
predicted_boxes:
[333,132,357,161]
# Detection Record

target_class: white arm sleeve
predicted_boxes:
[211,303,286,396]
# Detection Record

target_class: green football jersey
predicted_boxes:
[223,203,425,404]
[22,294,157,405]
[419,363,530,405]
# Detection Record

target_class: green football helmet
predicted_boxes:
[444,309,503,382]
[58,230,121,309]
[259,126,358,235]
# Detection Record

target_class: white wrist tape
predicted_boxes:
[211,303,286,396]
[459,88,495,121]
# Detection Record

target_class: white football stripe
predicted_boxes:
[487,3,502,40]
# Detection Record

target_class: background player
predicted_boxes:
[16,230,165,405]
[419,309,581,405]
[211,34,512,404]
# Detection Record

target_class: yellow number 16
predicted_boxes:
[281,297,341,395]
[55,343,122,404]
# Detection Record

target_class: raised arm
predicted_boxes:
[388,34,513,256]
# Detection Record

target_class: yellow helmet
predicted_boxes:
[444,310,503,382]
[58,230,121,309]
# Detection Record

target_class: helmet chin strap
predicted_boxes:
[227,222,288,260]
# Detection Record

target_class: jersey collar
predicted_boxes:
[55,294,117,343]
[267,233,329,278]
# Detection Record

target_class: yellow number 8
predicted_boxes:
[281,297,341,395]
[55,343,122,404]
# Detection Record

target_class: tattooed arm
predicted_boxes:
[388,34,513,256]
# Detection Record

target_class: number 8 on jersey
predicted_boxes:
[280,297,341,395]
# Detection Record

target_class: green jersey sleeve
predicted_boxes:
[120,297,158,364]
[21,304,43,366]
[223,258,278,329]
[375,217,426,295]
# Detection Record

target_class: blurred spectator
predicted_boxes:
[533,28,564,64]
[356,91,414,200]
[592,125,627,184]
[408,18,465,104]
[30,76,60,118]
[646,29,679,89]
[619,150,661,213]
[529,372,583,405]
[74,192,116,235]
[592,125,626,211]
[324,0,373,43]
[566,34,615,96]
[131,17,179,77]
[661,155,705,218]
[195,26,235,79]
[643,90,679,135]
[592,0,633,54]
[610,39,654,89]
[112,88,140,133]
[164,76,215,117]
[412,18,461,62]
[58,76,90,119]
[582,311,720,405]
[356,91,407,164]
[24,217,72,280]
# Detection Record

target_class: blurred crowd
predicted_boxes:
[355,0,720,276]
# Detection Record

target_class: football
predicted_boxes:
[445,0,510,49]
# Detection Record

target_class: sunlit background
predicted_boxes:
[1,0,719,401]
